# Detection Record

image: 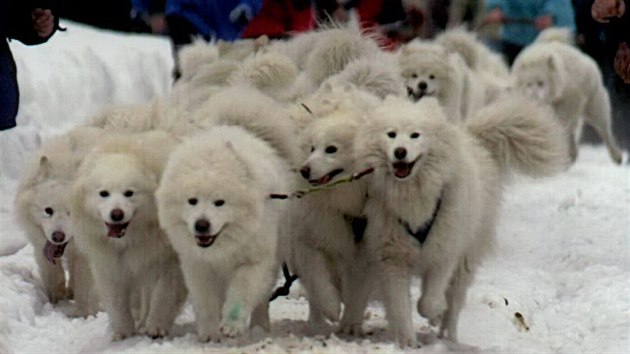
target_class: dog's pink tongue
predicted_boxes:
[107,224,126,238]
[393,163,411,178]
[43,241,67,265]
[316,174,331,185]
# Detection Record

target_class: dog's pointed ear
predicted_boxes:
[225,141,254,180]
[546,54,565,101]
[36,156,51,182]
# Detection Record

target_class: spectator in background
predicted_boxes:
[158,0,262,79]
[482,0,576,65]
[241,0,315,39]
[591,0,630,83]
[1,0,59,130]
[130,0,168,35]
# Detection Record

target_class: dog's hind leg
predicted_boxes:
[584,87,624,164]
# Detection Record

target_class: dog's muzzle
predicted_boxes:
[309,168,344,186]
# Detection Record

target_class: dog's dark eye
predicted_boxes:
[310,146,315,153]
[123,190,134,198]
[411,73,418,79]
[410,132,420,139]
[387,131,396,139]
[99,190,109,198]
[44,207,54,216]
[214,200,225,207]
[537,81,544,87]
[325,145,337,154]
[429,74,435,80]
[188,198,198,206]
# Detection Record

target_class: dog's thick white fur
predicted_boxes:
[434,27,510,79]
[156,126,291,341]
[350,95,568,346]
[227,52,300,101]
[398,41,483,122]
[304,26,382,87]
[512,41,624,164]
[185,86,301,165]
[14,127,103,316]
[70,130,186,340]
[281,90,378,330]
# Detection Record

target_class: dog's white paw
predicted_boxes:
[395,331,418,348]
[144,324,168,339]
[112,328,135,341]
[220,317,247,338]
[337,321,363,336]
[197,330,221,343]
[417,294,447,325]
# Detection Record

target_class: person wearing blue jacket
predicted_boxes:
[133,0,263,79]
[1,0,59,131]
[483,0,576,65]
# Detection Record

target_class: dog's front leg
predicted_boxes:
[417,260,457,327]
[220,262,275,338]
[143,258,187,338]
[91,258,135,340]
[181,261,222,342]
[380,263,416,347]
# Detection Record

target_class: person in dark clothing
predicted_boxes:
[1,0,59,131]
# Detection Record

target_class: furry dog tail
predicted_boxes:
[534,27,575,46]
[466,95,569,177]
[227,52,299,93]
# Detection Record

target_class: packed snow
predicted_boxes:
[0,21,628,353]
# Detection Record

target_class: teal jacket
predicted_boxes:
[485,0,576,47]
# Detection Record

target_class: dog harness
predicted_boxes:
[398,195,442,245]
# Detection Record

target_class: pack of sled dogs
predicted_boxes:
[14,25,624,347]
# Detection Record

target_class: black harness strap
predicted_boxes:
[269,263,298,302]
[398,195,442,245]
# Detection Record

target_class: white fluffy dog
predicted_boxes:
[281,89,378,330]
[398,41,484,123]
[14,127,102,316]
[512,41,624,164]
[70,130,186,340]
[350,95,568,346]
[156,126,292,341]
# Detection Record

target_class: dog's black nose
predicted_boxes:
[51,231,65,243]
[110,208,125,222]
[418,81,427,91]
[394,147,407,160]
[195,219,211,234]
[299,166,310,180]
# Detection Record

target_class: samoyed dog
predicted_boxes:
[70,130,187,340]
[351,95,568,346]
[398,41,483,123]
[281,88,379,331]
[156,126,292,341]
[511,41,624,164]
[14,127,103,316]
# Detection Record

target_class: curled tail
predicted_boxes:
[466,95,570,177]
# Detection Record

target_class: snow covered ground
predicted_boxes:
[1,21,629,354]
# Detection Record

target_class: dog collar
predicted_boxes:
[398,194,442,245]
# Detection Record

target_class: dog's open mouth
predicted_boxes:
[392,155,422,179]
[195,232,220,248]
[43,241,67,265]
[106,222,130,238]
[408,90,434,102]
[309,168,344,186]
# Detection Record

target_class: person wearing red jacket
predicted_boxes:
[241,0,315,39]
